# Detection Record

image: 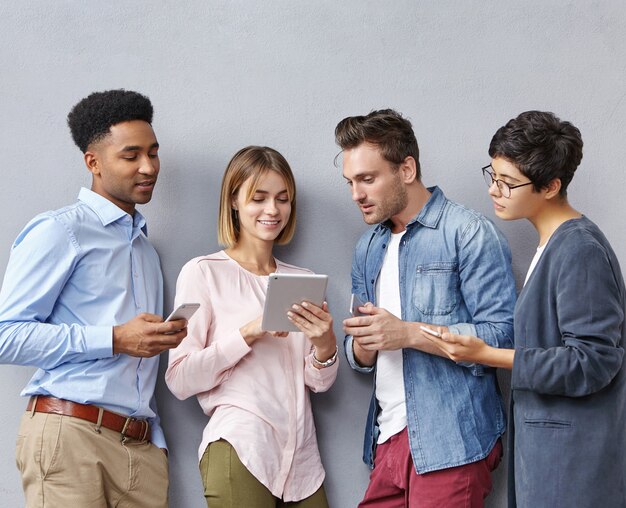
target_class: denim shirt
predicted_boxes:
[345,186,516,473]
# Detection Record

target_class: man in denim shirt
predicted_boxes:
[338,109,516,507]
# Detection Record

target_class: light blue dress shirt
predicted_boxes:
[0,188,166,448]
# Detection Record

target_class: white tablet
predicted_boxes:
[262,272,328,332]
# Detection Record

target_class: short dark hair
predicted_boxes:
[335,108,421,179]
[67,89,153,153]
[489,110,583,196]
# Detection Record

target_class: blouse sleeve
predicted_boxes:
[304,348,338,392]
[165,260,252,400]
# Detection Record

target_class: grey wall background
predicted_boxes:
[1,1,624,506]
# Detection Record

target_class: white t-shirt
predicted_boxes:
[375,232,408,444]
[524,244,546,286]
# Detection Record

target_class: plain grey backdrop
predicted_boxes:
[1,1,625,506]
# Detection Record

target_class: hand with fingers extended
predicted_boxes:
[240,316,289,346]
[288,301,337,362]
[422,331,515,369]
[113,313,188,357]
[423,331,488,363]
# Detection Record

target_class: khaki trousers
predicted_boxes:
[15,411,169,508]
[200,439,329,508]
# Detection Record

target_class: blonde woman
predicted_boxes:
[166,146,337,507]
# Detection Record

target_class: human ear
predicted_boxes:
[400,156,417,184]
[84,151,100,176]
[229,188,240,210]
[544,178,562,200]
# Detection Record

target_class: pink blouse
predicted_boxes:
[165,251,338,501]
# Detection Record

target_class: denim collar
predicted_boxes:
[375,185,446,233]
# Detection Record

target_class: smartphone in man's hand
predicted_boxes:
[350,294,367,317]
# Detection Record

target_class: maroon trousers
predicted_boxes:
[359,427,502,508]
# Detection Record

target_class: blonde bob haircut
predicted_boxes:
[218,146,297,248]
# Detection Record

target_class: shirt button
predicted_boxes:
[382,244,386,249]
[370,279,375,284]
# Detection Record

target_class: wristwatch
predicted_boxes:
[312,345,338,368]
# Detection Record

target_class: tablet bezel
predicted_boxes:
[262,272,328,332]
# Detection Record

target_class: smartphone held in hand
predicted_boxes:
[419,325,441,337]
[350,293,367,317]
[166,303,200,322]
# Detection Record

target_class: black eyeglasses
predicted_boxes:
[481,165,533,198]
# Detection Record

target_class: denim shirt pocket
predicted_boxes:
[412,262,459,315]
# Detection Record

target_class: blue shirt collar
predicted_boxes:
[375,185,447,233]
[78,187,148,234]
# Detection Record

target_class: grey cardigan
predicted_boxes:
[509,217,626,508]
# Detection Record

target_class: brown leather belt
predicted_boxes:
[27,396,150,442]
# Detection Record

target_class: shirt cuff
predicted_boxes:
[446,323,484,376]
[307,353,339,377]
[305,353,339,391]
[85,326,114,360]
[345,336,375,374]
[447,322,477,337]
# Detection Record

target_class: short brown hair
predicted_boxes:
[335,108,421,179]
[218,146,297,247]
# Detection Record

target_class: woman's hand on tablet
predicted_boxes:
[288,301,336,360]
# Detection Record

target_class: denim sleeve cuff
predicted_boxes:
[345,336,375,374]
[447,323,484,376]
[85,326,114,360]
[447,322,477,337]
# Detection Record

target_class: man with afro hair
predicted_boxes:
[0,89,187,507]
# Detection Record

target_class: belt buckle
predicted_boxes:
[121,416,149,442]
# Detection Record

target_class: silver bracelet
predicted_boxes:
[312,345,338,368]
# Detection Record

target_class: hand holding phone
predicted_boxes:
[166,303,200,322]
[420,325,441,338]
[350,294,367,317]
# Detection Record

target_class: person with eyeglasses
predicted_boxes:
[481,165,534,198]
[424,110,626,507]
